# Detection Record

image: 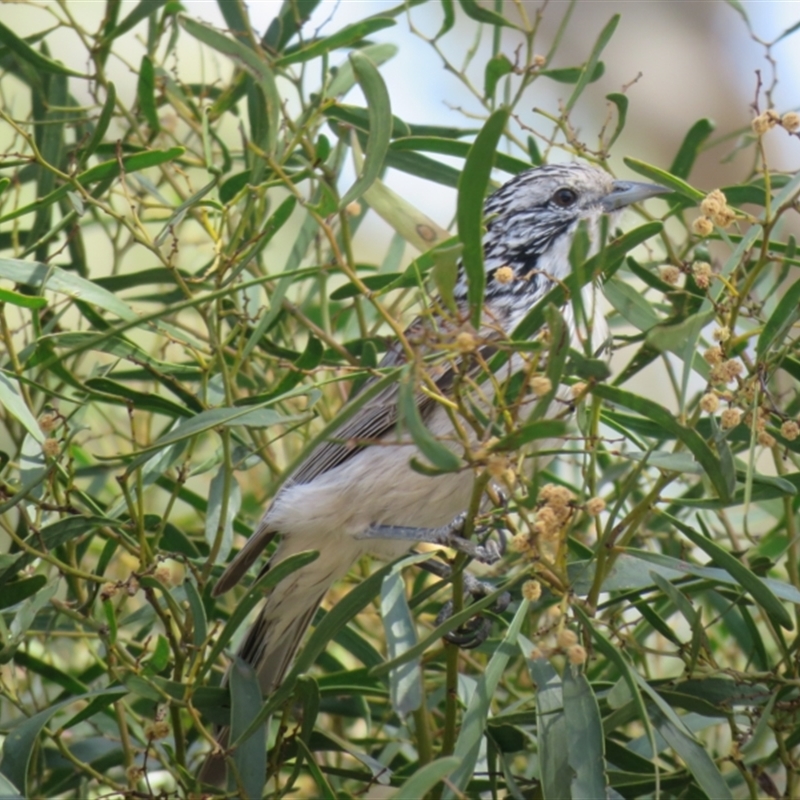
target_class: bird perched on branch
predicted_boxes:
[199,162,667,785]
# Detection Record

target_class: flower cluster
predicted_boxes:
[693,189,737,237]
[752,109,799,135]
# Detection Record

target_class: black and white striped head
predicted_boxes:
[454,163,667,326]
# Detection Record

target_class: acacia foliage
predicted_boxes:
[1,2,800,798]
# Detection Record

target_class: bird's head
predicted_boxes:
[458,163,668,321]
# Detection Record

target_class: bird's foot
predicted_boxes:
[358,513,502,565]
[420,559,511,648]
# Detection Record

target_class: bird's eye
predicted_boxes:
[552,187,578,207]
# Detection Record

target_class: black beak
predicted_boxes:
[602,179,671,212]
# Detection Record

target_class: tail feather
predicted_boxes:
[198,574,329,786]
[212,521,277,597]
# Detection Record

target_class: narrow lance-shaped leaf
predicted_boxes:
[0,148,185,224]
[444,600,530,797]
[381,571,422,716]
[565,14,618,112]
[180,16,280,155]
[229,657,267,800]
[605,92,628,148]
[457,0,518,28]
[458,107,509,328]
[398,369,461,472]
[563,667,608,799]
[0,20,84,76]
[623,157,703,203]
[756,276,800,358]
[669,118,715,179]
[340,52,392,208]
[592,384,732,501]
[81,82,116,167]
[275,17,396,67]
[137,55,160,134]
[664,512,793,631]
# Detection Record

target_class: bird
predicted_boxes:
[199,162,668,784]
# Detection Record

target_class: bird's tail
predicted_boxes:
[198,569,330,787]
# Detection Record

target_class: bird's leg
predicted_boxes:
[418,558,511,649]
[357,513,502,565]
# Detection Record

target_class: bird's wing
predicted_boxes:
[213,321,432,595]
[288,334,418,486]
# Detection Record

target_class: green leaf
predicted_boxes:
[381,571,421,716]
[572,606,658,760]
[274,18,396,67]
[563,668,608,799]
[229,656,267,800]
[623,157,702,203]
[445,600,529,796]
[646,697,733,800]
[603,276,660,332]
[340,52,392,208]
[457,0,518,28]
[485,54,512,99]
[102,0,170,44]
[80,82,116,167]
[542,61,604,84]
[0,576,47,610]
[398,371,461,472]
[157,181,217,246]
[390,135,529,175]
[669,119,715,179]
[565,15,618,112]
[592,384,731,501]
[184,579,208,649]
[262,0,322,52]
[0,20,83,76]
[353,139,452,252]
[664,512,793,631]
[180,16,280,155]
[137,55,160,133]
[605,92,628,147]
[490,419,567,452]
[0,372,43,443]
[458,107,509,327]
[0,686,127,796]
[436,0,456,38]
[84,377,190,417]
[0,148,185,224]
[389,757,460,798]
[135,404,295,454]
[523,643,571,799]
[205,467,241,564]
[324,42,398,98]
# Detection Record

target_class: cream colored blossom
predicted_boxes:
[557,629,578,649]
[495,266,514,284]
[455,331,477,353]
[522,580,542,601]
[700,393,719,414]
[42,438,60,458]
[712,326,731,342]
[529,375,552,397]
[567,644,587,664]
[585,497,605,516]
[781,111,800,132]
[758,431,776,448]
[720,408,743,430]
[780,420,799,441]
[659,265,681,285]
[692,217,714,237]
[703,346,724,366]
